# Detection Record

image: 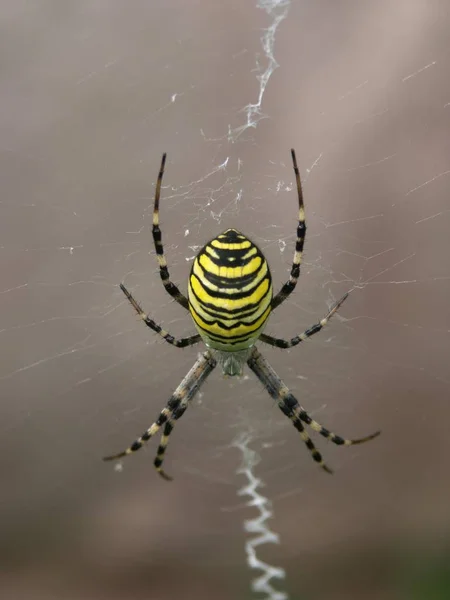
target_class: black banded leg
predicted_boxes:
[247,347,380,473]
[154,420,175,481]
[295,407,380,447]
[103,351,217,467]
[247,347,332,472]
[260,293,349,349]
[103,407,172,461]
[152,153,189,310]
[153,404,187,481]
[120,283,201,348]
[278,395,333,473]
[272,149,306,311]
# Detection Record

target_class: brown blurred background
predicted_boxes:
[1,1,450,599]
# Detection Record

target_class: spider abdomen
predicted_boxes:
[188,228,272,351]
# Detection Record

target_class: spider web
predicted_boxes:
[1,1,450,599]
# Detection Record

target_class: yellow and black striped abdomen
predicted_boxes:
[188,229,272,351]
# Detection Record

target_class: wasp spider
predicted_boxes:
[104,150,380,479]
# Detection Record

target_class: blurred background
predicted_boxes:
[1,1,450,598]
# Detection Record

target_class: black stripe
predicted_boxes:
[203,245,262,268]
[196,256,265,289]
[194,321,261,344]
[190,272,271,302]
[152,225,164,255]
[189,275,272,314]
[190,303,270,331]
[217,229,246,241]
[200,266,263,289]
[190,299,264,321]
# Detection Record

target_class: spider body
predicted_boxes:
[104,150,380,479]
[188,228,272,360]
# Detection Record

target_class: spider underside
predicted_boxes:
[104,150,380,480]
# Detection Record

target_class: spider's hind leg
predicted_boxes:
[153,403,187,480]
[247,347,380,473]
[297,409,380,447]
[153,420,176,481]
[103,351,217,477]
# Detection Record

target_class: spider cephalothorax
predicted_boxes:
[104,150,380,479]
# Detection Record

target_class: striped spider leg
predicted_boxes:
[271,149,306,310]
[151,152,190,310]
[104,351,217,480]
[247,347,380,473]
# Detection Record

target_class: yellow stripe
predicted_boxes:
[198,253,262,278]
[210,239,252,250]
[190,306,271,339]
[190,273,270,311]
[242,247,258,260]
[204,245,220,260]
[204,245,257,262]
[219,230,246,240]
[192,259,268,295]
[189,286,271,325]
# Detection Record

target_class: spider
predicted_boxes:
[104,149,380,479]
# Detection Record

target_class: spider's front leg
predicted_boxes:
[271,149,306,310]
[103,351,217,479]
[152,152,190,310]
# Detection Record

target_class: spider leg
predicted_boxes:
[153,405,186,481]
[272,149,306,311]
[152,153,190,310]
[154,420,176,481]
[247,347,380,473]
[247,347,331,472]
[260,293,348,349]
[103,351,217,470]
[120,283,201,348]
